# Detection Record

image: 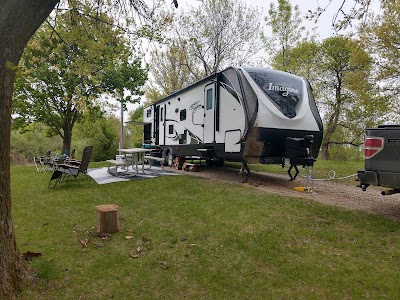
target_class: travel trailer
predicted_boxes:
[143,66,323,179]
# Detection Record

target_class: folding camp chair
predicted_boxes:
[48,170,63,188]
[48,146,93,188]
[40,150,55,172]
[34,157,44,172]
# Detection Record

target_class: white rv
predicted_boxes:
[143,66,323,178]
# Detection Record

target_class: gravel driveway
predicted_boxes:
[171,166,400,221]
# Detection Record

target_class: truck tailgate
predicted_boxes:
[358,125,400,190]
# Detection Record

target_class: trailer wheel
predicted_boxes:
[160,149,167,166]
[206,159,214,167]
[167,151,174,167]
[214,159,224,167]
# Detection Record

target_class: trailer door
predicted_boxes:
[204,84,215,143]
[156,103,166,145]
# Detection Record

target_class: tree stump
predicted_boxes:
[183,163,199,172]
[96,204,119,234]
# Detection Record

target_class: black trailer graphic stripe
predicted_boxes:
[219,74,242,106]
[165,119,203,144]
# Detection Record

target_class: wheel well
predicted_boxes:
[162,147,171,157]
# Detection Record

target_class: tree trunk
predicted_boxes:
[0,1,59,299]
[62,125,73,156]
[321,142,330,160]
[321,80,343,161]
[0,56,31,300]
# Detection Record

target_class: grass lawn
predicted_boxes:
[12,163,399,299]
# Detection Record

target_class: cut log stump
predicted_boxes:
[183,163,199,172]
[173,157,185,170]
[96,204,119,234]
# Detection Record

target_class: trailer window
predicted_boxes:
[169,124,174,134]
[180,109,187,121]
[206,89,213,110]
[246,69,303,119]
[161,107,164,122]
[146,109,151,117]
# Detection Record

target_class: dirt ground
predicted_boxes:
[170,166,400,221]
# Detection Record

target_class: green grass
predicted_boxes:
[12,164,399,299]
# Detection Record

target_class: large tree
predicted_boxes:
[261,0,306,70]
[144,0,261,103]
[277,40,322,87]
[101,58,148,149]
[0,2,59,298]
[361,0,400,122]
[317,36,387,159]
[306,0,376,31]
[12,4,146,155]
[272,35,388,160]
[145,41,197,102]
[175,0,261,79]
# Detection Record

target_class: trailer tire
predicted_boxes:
[214,159,224,167]
[166,151,174,167]
[206,159,214,167]
[161,149,168,166]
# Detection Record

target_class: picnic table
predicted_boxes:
[106,148,164,177]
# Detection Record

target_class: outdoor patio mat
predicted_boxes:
[87,167,179,185]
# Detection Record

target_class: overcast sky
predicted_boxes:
[179,0,381,39]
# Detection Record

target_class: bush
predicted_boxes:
[11,123,62,164]
[329,144,363,161]
[73,115,119,162]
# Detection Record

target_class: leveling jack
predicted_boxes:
[293,164,316,194]
[239,160,251,183]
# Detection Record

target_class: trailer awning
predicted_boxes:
[125,121,151,125]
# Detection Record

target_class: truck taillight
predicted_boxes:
[364,137,384,159]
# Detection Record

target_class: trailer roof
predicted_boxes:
[145,66,238,108]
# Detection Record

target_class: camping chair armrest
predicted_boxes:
[66,158,81,163]
[66,160,81,166]
[57,163,79,169]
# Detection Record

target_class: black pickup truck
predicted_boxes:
[357,125,400,195]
